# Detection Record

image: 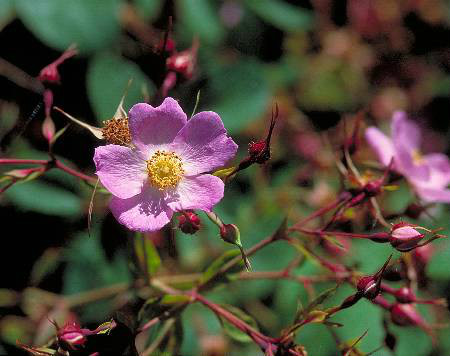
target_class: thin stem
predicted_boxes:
[289,194,351,230]
[189,290,277,348]
[0,158,48,165]
[0,158,96,183]
[291,227,372,239]
[54,160,97,183]
[141,319,175,356]
[65,282,129,307]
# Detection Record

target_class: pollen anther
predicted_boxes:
[146,150,184,190]
[102,118,131,145]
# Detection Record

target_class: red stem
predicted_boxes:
[0,158,48,165]
[289,194,351,230]
[293,227,372,239]
[189,290,277,349]
[0,158,96,184]
[54,160,97,183]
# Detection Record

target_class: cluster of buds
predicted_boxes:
[36,45,78,147]
[178,210,201,234]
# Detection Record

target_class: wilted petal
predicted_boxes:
[365,127,395,166]
[109,186,173,232]
[94,145,147,199]
[167,175,224,212]
[128,98,187,156]
[171,111,238,175]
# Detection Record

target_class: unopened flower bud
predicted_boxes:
[178,211,201,234]
[219,223,239,244]
[166,39,198,80]
[356,254,392,299]
[389,223,425,252]
[38,45,77,84]
[248,140,266,158]
[356,276,379,299]
[38,63,61,84]
[393,287,415,303]
[390,303,423,327]
[57,322,88,351]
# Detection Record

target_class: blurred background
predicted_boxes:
[1,0,450,355]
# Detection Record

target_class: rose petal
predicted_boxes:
[94,145,147,199]
[424,153,450,187]
[394,145,430,181]
[413,185,450,203]
[171,111,238,175]
[365,127,395,167]
[128,98,187,156]
[167,174,224,212]
[109,186,173,232]
[392,111,421,153]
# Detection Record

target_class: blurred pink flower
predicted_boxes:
[94,97,237,232]
[365,111,450,203]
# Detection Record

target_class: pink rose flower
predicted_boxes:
[365,111,450,202]
[94,98,238,232]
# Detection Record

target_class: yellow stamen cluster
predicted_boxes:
[412,149,424,165]
[147,150,184,190]
[102,118,131,145]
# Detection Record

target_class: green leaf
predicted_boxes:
[87,52,155,123]
[30,248,62,285]
[0,289,19,308]
[427,239,450,279]
[217,304,259,343]
[15,0,121,52]
[63,231,130,320]
[177,0,224,44]
[296,285,339,323]
[0,0,13,26]
[134,233,161,277]
[4,180,82,218]
[244,0,314,32]
[199,249,242,286]
[209,58,271,133]
[133,0,163,20]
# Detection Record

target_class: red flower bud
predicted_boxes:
[38,63,61,84]
[389,223,425,252]
[57,321,88,351]
[356,255,392,300]
[394,287,415,304]
[219,223,239,244]
[178,211,201,234]
[166,39,199,80]
[357,276,379,299]
[248,140,267,158]
[38,45,77,84]
[390,303,424,327]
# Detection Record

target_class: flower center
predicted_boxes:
[146,150,184,190]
